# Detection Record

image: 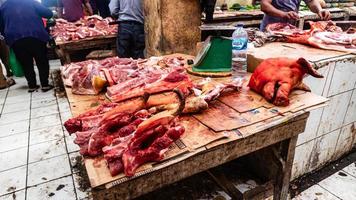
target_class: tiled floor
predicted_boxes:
[0,60,91,200]
[0,60,355,200]
[293,162,356,200]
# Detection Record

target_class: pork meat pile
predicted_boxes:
[61,56,189,96]
[64,94,186,177]
[266,21,356,52]
[51,15,117,43]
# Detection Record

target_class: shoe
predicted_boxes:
[41,84,54,92]
[6,78,16,87]
[28,85,40,93]
[6,72,13,77]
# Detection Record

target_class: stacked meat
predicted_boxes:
[61,56,189,96]
[63,56,243,177]
[51,15,117,43]
[266,21,356,52]
[65,96,186,176]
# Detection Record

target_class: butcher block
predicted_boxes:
[61,53,332,199]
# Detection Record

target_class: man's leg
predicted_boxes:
[132,23,145,59]
[0,40,12,76]
[117,23,133,58]
[32,39,50,87]
[12,39,37,88]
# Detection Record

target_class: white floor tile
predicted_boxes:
[31,104,59,119]
[2,101,30,114]
[31,98,57,109]
[65,135,80,153]
[60,111,72,124]
[293,184,339,200]
[0,166,27,196]
[0,189,25,200]
[4,93,31,104]
[27,154,71,186]
[27,176,76,200]
[0,147,27,172]
[0,120,29,138]
[73,173,91,199]
[318,171,356,200]
[29,125,64,145]
[29,139,67,163]
[31,91,56,101]
[58,101,70,114]
[6,90,31,98]
[30,114,61,131]
[0,110,30,125]
[343,163,356,178]
[0,132,28,153]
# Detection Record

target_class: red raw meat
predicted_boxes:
[51,15,117,43]
[71,63,107,95]
[248,57,323,106]
[64,102,117,134]
[122,124,185,176]
[107,70,193,102]
[266,21,356,52]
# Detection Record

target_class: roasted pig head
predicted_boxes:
[248,57,323,106]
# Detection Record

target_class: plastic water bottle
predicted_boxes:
[232,23,248,79]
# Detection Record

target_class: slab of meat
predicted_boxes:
[71,63,107,95]
[266,21,356,52]
[64,102,118,134]
[107,69,193,102]
[51,15,117,43]
[248,57,323,106]
[122,114,184,176]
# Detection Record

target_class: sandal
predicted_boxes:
[41,85,54,92]
[28,85,40,93]
[6,78,16,88]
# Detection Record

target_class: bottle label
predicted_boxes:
[232,38,247,50]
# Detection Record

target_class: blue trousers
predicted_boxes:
[117,22,145,59]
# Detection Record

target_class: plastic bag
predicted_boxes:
[9,49,24,77]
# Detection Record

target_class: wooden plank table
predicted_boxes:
[55,35,116,65]
[63,55,328,199]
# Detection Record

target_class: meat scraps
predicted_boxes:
[51,15,117,43]
[266,21,356,52]
[61,56,188,96]
[248,57,323,106]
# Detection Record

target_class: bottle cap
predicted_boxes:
[236,23,244,27]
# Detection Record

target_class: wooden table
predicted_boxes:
[63,55,328,200]
[55,35,116,65]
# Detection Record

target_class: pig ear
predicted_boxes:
[297,58,324,78]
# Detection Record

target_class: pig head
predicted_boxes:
[248,57,323,106]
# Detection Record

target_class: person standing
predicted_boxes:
[0,0,54,92]
[57,0,93,22]
[260,0,331,30]
[109,0,145,59]
[96,0,110,18]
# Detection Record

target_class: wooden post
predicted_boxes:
[144,0,201,57]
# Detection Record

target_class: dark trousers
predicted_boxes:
[117,22,145,59]
[0,39,12,75]
[96,0,110,18]
[12,37,50,88]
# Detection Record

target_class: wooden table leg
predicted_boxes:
[273,135,298,200]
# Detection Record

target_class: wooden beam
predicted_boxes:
[144,0,201,56]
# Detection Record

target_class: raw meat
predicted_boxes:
[266,21,356,52]
[51,15,117,43]
[122,113,184,176]
[248,57,323,106]
[71,63,107,95]
[107,69,193,103]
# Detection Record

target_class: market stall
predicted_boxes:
[52,16,117,64]
[60,52,329,199]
